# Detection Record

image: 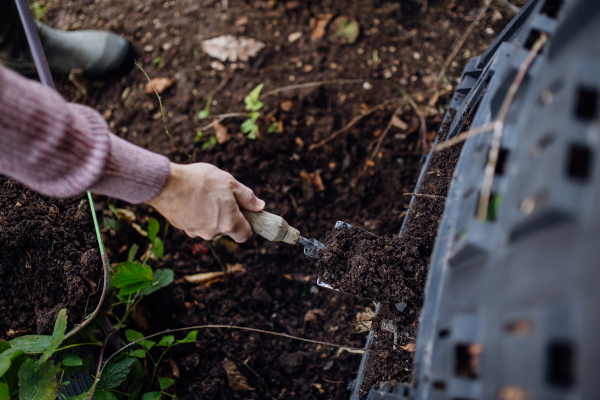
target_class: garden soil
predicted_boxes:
[0,178,102,339]
[40,0,512,398]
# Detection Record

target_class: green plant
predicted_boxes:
[28,0,56,20]
[241,84,264,139]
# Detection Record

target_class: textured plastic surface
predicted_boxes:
[354,0,600,399]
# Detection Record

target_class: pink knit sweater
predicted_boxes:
[0,65,170,204]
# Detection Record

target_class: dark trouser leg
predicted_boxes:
[0,0,35,73]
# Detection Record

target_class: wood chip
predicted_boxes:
[146,77,174,95]
[310,13,333,40]
[214,122,230,144]
[391,115,409,130]
[309,172,326,191]
[280,100,293,112]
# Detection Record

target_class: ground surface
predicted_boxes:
[0,178,102,339]
[42,0,513,398]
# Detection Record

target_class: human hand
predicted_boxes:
[146,163,265,242]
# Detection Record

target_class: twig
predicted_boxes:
[135,61,192,162]
[308,97,402,150]
[393,84,428,154]
[261,79,366,99]
[495,0,520,14]
[403,193,445,199]
[433,0,493,93]
[88,333,111,400]
[207,71,233,99]
[434,122,496,151]
[198,113,246,131]
[477,33,548,220]
[209,243,226,273]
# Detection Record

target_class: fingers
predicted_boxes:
[224,210,253,243]
[232,180,265,212]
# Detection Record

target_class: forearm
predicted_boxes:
[0,65,170,203]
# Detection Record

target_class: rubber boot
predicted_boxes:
[0,1,132,77]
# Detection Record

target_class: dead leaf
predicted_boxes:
[328,16,360,45]
[6,329,27,338]
[280,100,293,112]
[226,263,246,275]
[131,305,149,329]
[170,359,180,379]
[84,277,97,295]
[116,208,136,222]
[214,122,230,144]
[310,13,333,40]
[391,115,409,130]
[235,16,248,25]
[222,359,254,391]
[311,383,325,394]
[295,137,305,148]
[304,309,326,324]
[355,307,375,333]
[131,223,148,237]
[335,347,364,357]
[400,343,416,352]
[184,264,245,284]
[146,77,174,95]
[309,172,326,191]
[201,35,265,62]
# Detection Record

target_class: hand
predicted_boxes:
[146,163,265,242]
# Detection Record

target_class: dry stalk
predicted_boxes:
[393,85,428,153]
[435,122,496,151]
[477,32,548,220]
[308,97,402,150]
[260,79,365,99]
[404,193,445,199]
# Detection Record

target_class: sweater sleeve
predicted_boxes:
[0,65,170,204]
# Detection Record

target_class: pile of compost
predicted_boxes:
[0,178,102,339]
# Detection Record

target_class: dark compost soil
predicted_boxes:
[0,178,102,339]
[39,0,512,398]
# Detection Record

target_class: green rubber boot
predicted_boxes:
[0,1,131,78]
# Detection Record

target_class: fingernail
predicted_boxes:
[258,199,265,208]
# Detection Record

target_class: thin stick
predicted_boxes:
[393,85,428,154]
[261,79,366,99]
[370,105,403,162]
[434,122,496,151]
[477,33,547,220]
[308,97,402,151]
[198,113,247,131]
[403,193,445,199]
[135,61,191,162]
[434,0,493,92]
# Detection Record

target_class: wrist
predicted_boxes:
[146,162,184,207]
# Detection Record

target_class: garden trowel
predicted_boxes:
[241,211,349,294]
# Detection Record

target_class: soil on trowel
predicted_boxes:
[0,178,103,339]
[317,226,416,305]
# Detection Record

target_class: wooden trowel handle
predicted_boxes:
[241,210,300,245]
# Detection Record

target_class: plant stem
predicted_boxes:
[260,79,366,99]
[135,61,192,163]
[55,342,102,352]
[434,122,496,151]
[198,113,246,132]
[392,84,428,154]
[148,346,172,391]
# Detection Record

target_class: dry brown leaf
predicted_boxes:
[84,277,98,295]
[116,208,136,222]
[355,307,375,333]
[280,100,293,112]
[201,35,265,62]
[131,223,147,237]
[335,347,364,357]
[184,271,224,284]
[311,383,325,394]
[130,305,149,329]
[214,122,230,144]
[6,329,27,338]
[222,359,254,391]
[170,359,180,379]
[391,115,409,131]
[310,13,333,40]
[304,309,326,324]
[146,77,174,95]
[295,137,305,148]
[309,172,326,191]
[400,342,416,352]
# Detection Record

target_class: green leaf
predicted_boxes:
[125,330,144,343]
[127,359,145,400]
[103,216,120,232]
[267,121,280,134]
[151,237,164,259]
[92,389,117,400]
[177,331,198,344]
[159,377,175,391]
[128,349,146,358]
[147,219,160,242]
[141,392,161,400]
[194,130,203,142]
[65,392,90,400]
[107,203,120,219]
[18,359,58,400]
[143,269,174,296]
[241,119,258,136]
[128,244,139,263]
[140,340,156,350]
[111,262,154,296]
[198,96,212,120]
[99,358,135,390]
[244,84,264,111]
[9,336,51,354]
[201,141,211,151]
[40,309,67,363]
[0,341,8,354]
[0,379,9,400]
[157,335,174,347]
[62,354,82,367]
[61,354,90,377]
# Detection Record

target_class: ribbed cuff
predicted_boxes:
[89,133,171,204]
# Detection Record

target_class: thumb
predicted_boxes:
[232,181,265,212]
